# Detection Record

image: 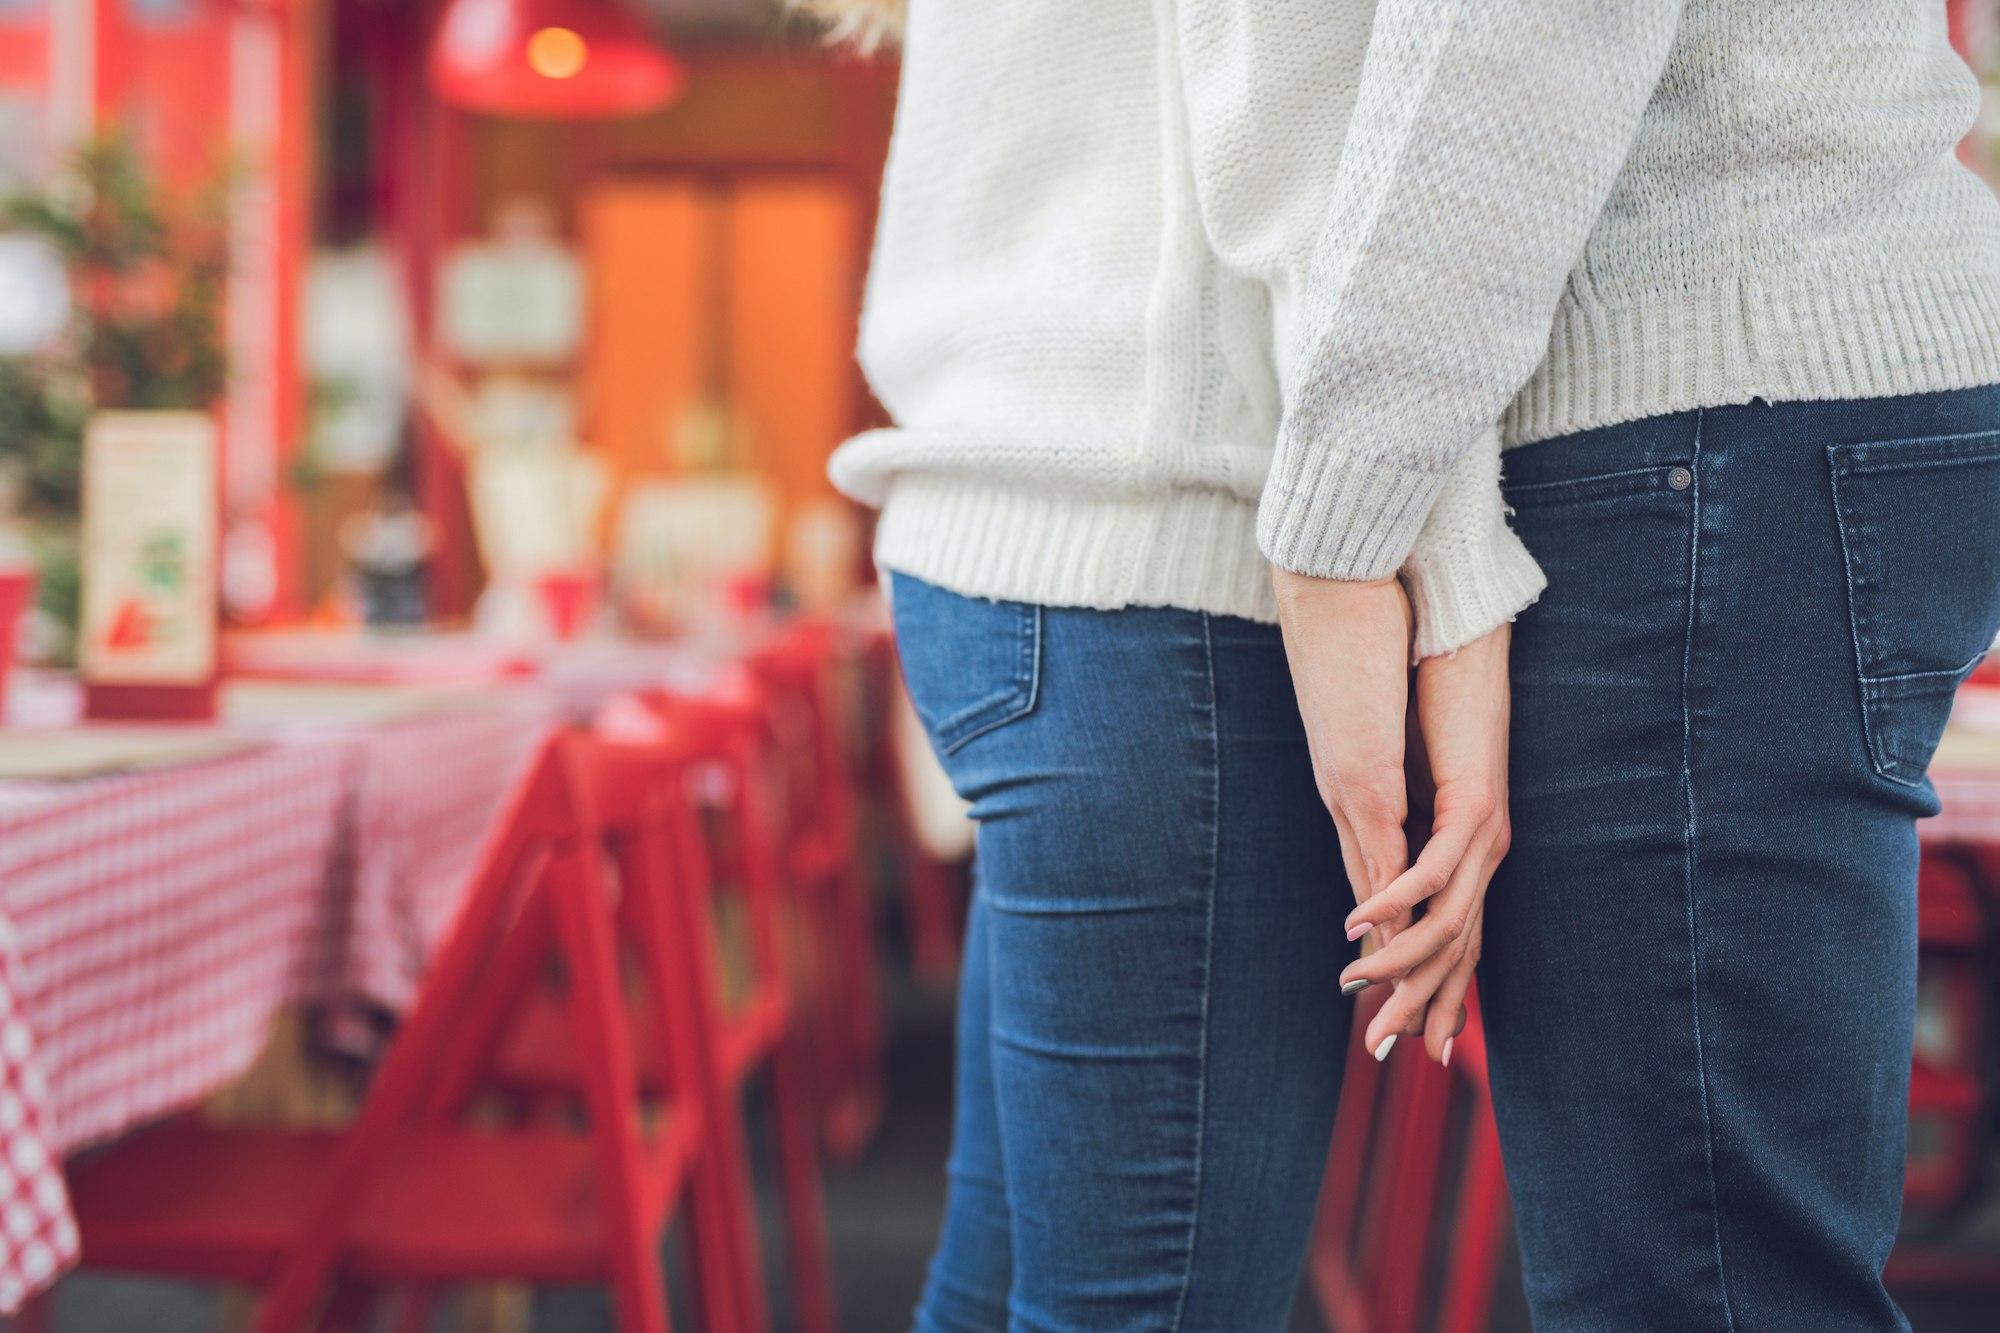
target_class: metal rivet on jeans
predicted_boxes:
[1668,466,1693,491]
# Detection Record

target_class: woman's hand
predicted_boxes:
[1339,624,1513,1065]
[1271,568,1419,980]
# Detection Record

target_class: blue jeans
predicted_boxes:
[891,575,1352,1331]
[890,384,2000,1333]
[1487,384,2000,1330]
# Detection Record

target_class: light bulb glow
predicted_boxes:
[526,26,589,80]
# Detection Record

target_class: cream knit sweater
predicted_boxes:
[828,0,2000,657]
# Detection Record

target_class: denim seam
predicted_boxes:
[1830,437,1997,786]
[1830,427,2000,477]
[1863,652,1989,779]
[1864,653,1990,687]
[1166,613,1222,1332]
[1827,450,1890,784]
[1505,462,1675,495]
[1678,410,1739,1333]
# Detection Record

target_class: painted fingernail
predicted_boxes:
[1340,977,1370,997]
[1373,1033,1397,1062]
[1346,922,1373,942]
[1441,1036,1454,1069]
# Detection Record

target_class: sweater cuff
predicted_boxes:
[1256,452,1445,581]
[1398,436,1547,660]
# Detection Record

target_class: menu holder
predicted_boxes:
[79,412,220,722]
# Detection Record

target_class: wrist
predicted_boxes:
[1271,565,1401,620]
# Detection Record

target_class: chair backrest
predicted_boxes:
[597,679,791,993]
[749,622,855,843]
[252,729,705,1332]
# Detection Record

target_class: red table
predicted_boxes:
[0,740,351,1311]
[316,692,555,1015]
[0,682,559,1312]
[0,620,892,1304]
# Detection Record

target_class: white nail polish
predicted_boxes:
[1442,1036,1454,1069]
[1374,1033,1397,1062]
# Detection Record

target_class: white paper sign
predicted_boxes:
[80,412,219,685]
[437,238,584,364]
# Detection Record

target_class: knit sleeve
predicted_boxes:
[1399,428,1545,660]
[1175,0,1685,580]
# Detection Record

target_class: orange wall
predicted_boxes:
[728,180,858,517]
[583,183,708,482]
[410,44,896,602]
[582,177,859,546]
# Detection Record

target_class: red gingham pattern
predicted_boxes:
[0,690,554,1312]
[328,694,554,1015]
[0,740,350,1311]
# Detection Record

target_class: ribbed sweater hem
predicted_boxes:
[1402,529,1547,661]
[874,475,1278,624]
[860,263,2000,645]
[1502,264,2000,446]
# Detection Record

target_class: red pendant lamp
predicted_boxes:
[429,0,686,120]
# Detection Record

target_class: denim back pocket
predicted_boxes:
[889,573,1042,756]
[1829,430,2000,786]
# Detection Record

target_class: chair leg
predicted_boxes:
[680,1158,761,1333]
[770,1029,839,1333]
[547,850,672,1333]
[819,862,885,1163]
[624,821,767,1333]
[1436,1110,1509,1333]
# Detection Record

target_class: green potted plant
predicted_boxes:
[0,133,230,667]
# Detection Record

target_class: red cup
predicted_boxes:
[0,568,35,721]
[534,570,597,641]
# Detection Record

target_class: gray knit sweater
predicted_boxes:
[830,0,2000,656]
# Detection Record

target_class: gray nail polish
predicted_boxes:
[1340,978,1371,997]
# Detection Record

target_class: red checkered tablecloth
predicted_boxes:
[324,693,554,1014]
[0,684,556,1312]
[0,739,351,1311]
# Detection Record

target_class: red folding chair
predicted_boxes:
[386,721,800,1333]
[857,625,965,983]
[750,622,886,1163]
[653,683,841,1333]
[1904,855,1989,1212]
[495,683,840,1333]
[1307,987,1512,1333]
[41,732,758,1333]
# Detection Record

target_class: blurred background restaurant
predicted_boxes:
[0,1,1997,1330]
